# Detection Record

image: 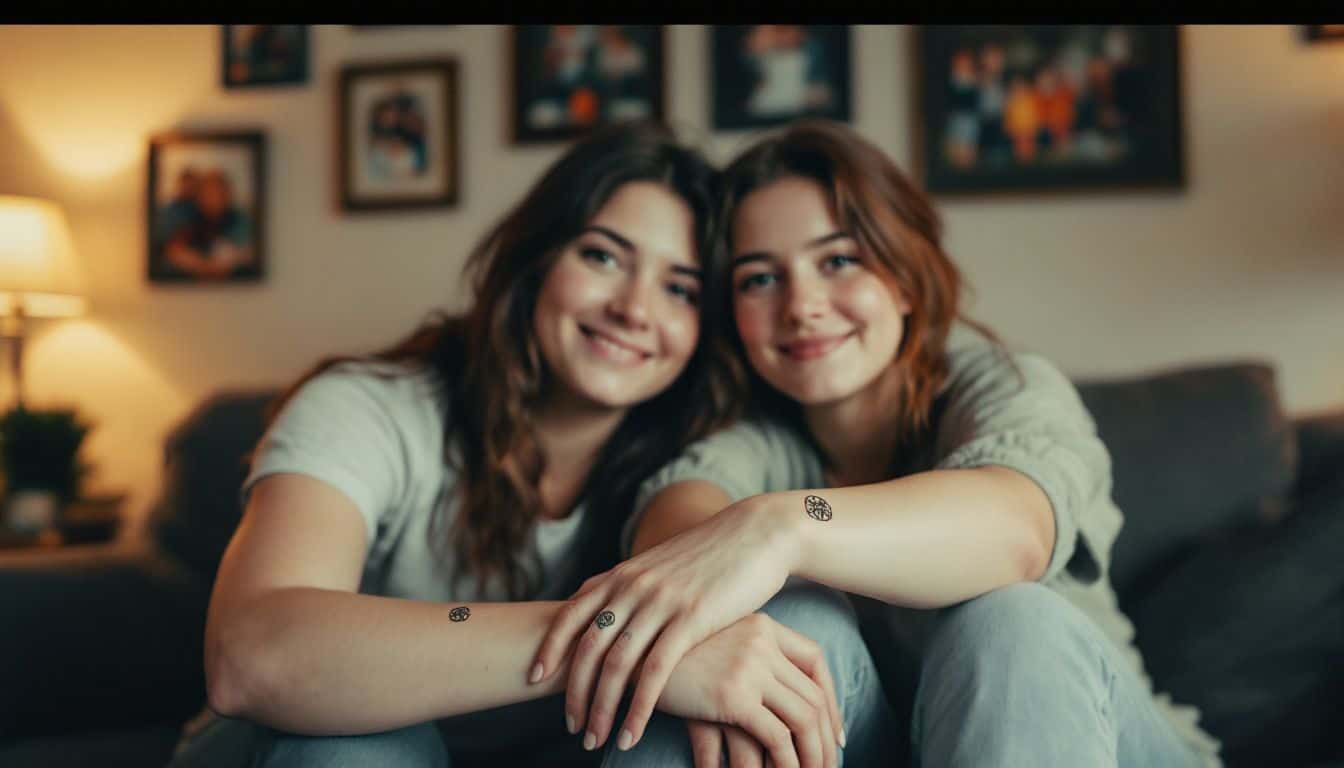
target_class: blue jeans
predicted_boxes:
[213,582,894,767]
[909,582,1210,768]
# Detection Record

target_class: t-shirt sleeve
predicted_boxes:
[622,419,807,557]
[933,346,1113,585]
[242,366,410,545]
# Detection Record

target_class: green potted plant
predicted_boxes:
[0,406,92,533]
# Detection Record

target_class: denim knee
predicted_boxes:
[925,582,1097,670]
[252,721,450,768]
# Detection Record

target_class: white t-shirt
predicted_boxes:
[242,361,589,602]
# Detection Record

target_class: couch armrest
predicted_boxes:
[0,543,210,740]
[1295,409,1344,497]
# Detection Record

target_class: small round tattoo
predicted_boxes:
[804,495,833,522]
[595,610,616,629]
[448,606,471,622]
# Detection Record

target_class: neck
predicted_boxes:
[531,389,627,518]
[802,363,904,487]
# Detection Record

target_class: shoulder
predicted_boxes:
[279,360,447,445]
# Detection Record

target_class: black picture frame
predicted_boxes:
[915,25,1185,195]
[339,58,460,212]
[147,131,266,284]
[711,25,852,130]
[221,25,309,88]
[511,25,666,144]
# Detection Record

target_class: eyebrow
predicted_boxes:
[731,231,854,269]
[580,224,703,279]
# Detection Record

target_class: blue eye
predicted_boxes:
[822,254,858,271]
[581,247,617,267]
[737,272,776,292]
[666,282,700,305]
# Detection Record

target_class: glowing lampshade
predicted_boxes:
[0,195,87,320]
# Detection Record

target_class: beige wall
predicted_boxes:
[2,25,1342,536]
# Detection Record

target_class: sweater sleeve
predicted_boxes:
[933,345,1116,584]
[622,418,818,557]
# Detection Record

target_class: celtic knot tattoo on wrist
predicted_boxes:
[448,606,471,622]
[804,494,833,522]
[595,610,616,629]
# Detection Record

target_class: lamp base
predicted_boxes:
[3,489,58,533]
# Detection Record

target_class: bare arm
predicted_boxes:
[205,473,571,735]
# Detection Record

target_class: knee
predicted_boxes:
[924,582,1095,677]
[254,722,448,768]
[760,582,876,696]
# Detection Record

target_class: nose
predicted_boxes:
[607,275,652,329]
[784,273,827,326]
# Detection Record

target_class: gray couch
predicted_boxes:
[2,361,1342,767]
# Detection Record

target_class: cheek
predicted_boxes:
[541,258,608,315]
[660,309,700,359]
[836,276,898,327]
[733,298,776,346]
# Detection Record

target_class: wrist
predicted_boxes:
[735,492,810,577]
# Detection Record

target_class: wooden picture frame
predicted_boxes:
[221,25,309,88]
[339,58,460,212]
[147,131,266,284]
[711,25,852,130]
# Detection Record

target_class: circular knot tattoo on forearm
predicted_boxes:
[595,610,616,629]
[448,606,471,622]
[804,495,833,522]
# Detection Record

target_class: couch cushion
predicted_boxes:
[150,391,278,582]
[1076,363,1296,596]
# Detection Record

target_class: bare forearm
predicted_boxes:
[209,588,569,734]
[772,467,1053,608]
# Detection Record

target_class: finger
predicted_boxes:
[769,656,836,768]
[588,602,671,750]
[621,615,701,749]
[741,705,799,768]
[570,573,605,600]
[763,678,822,768]
[566,595,641,743]
[534,579,612,686]
[772,624,844,747]
[725,725,765,768]
[688,720,724,768]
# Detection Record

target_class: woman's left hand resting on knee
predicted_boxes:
[534,467,1055,751]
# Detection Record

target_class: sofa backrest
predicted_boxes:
[149,390,278,581]
[1076,362,1297,598]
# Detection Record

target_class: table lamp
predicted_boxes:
[0,195,87,410]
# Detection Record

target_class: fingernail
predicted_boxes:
[617,729,633,751]
[566,714,577,734]
[839,727,847,748]
[583,731,597,751]
[529,662,544,684]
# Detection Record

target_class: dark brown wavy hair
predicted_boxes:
[716,119,999,459]
[264,122,740,599]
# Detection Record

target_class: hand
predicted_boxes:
[688,720,773,768]
[659,614,841,768]
[535,498,803,750]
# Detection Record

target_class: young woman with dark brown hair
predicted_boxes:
[536,119,1222,767]
[172,123,888,767]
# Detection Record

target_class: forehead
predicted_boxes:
[588,181,698,258]
[732,176,841,254]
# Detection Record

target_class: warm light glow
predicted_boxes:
[0,195,88,318]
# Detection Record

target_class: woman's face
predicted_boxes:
[534,181,702,411]
[730,175,910,407]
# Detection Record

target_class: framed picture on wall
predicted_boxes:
[915,25,1184,194]
[221,25,309,88]
[1303,25,1344,42]
[711,25,852,130]
[511,25,665,144]
[147,131,266,284]
[339,58,460,212]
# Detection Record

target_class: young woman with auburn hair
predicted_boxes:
[171,122,890,767]
[536,120,1223,767]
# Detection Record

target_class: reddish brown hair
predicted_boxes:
[717,119,997,454]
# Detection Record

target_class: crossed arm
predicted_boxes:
[204,472,843,766]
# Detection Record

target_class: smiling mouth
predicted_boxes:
[580,325,653,364]
[778,332,853,361]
